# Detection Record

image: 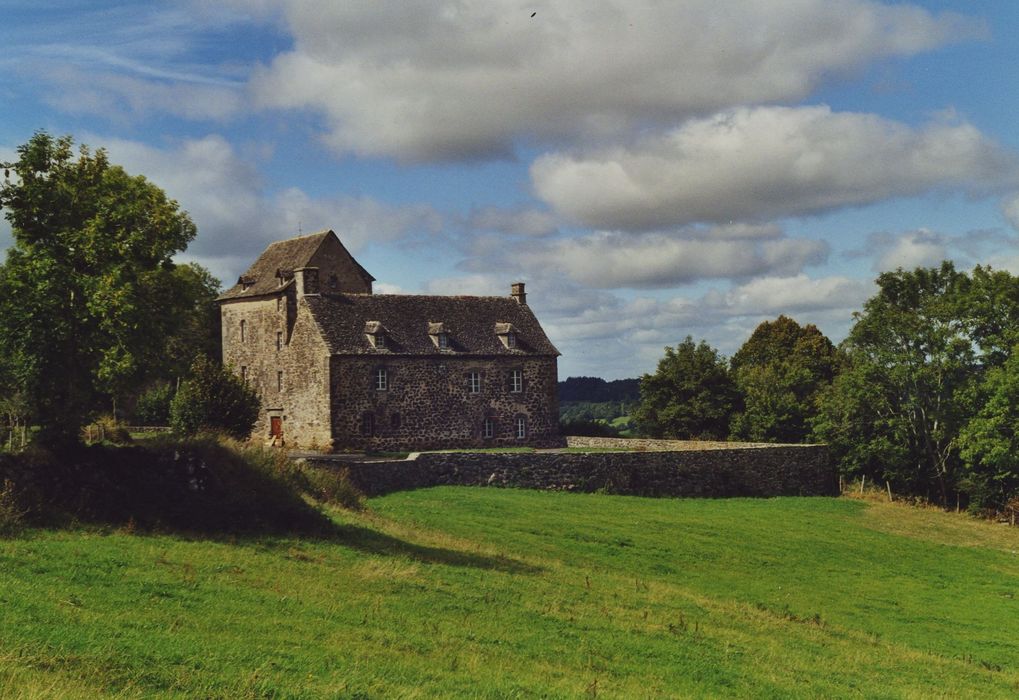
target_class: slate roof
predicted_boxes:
[218,230,374,301]
[304,293,559,357]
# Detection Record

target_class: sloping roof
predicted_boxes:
[305,293,559,357]
[217,230,374,301]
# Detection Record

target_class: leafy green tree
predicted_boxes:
[132,383,176,426]
[170,356,259,439]
[812,263,977,503]
[151,262,222,384]
[0,132,196,446]
[729,316,839,443]
[634,337,737,439]
[958,350,1019,510]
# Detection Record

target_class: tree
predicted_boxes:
[0,132,196,446]
[958,350,1019,510]
[811,263,977,503]
[634,337,737,439]
[170,356,259,440]
[729,316,839,443]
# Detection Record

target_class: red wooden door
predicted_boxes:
[270,416,282,437]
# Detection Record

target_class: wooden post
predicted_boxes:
[886,481,893,502]
[859,475,866,495]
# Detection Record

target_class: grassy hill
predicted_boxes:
[2,489,1019,697]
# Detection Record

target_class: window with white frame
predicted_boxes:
[240,366,247,382]
[375,368,388,391]
[506,332,517,349]
[510,369,523,393]
[483,418,494,438]
[276,297,283,313]
[437,333,448,349]
[468,372,481,394]
[375,334,386,348]
[276,331,283,351]
[515,416,526,439]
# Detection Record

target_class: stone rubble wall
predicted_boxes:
[302,444,835,499]
[564,436,803,451]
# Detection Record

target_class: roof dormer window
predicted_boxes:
[428,322,451,350]
[495,322,518,349]
[365,321,389,349]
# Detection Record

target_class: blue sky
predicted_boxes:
[3,1,1019,379]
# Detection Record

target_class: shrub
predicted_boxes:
[134,383,175,426]
[81,414,133,445]
[170,356,259,440]
[560,418,620,437]
[0,479,26,537]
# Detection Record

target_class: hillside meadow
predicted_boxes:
[2,488,1018,698]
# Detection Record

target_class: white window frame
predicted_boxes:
[468,372,482,394]
[375,368,388,391]
[516,416,526,439]
[511,369,523,393]
[483,418,494,439]
[375,334,386,349]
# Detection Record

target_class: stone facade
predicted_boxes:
[218,230,562,451]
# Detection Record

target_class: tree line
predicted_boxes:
[636,263,1019,512]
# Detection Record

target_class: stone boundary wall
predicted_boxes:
[564,436,801,451]
[302,445,835,499]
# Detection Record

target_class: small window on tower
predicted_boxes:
[240,320,246,343]
[240,366,247,382]
[277,371,283,391]
[276,297,283,313]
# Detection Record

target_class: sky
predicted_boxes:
[2,1,1019,379]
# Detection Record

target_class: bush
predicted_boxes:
[81,414,133,445]
[170,356,259,440]
[134,383,175,426]
[0,479,26,537]
[560,418,620,437]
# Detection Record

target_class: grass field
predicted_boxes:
[2,489,1018,698]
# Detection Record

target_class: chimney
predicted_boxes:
[510,282,527,305]
[294,267,320,298]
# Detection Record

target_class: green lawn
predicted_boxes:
[2,490,1018,698]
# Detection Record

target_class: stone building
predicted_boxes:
[217,230,562,450]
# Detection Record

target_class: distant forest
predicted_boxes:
[557,377,640,403]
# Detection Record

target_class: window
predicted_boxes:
[277,371,283,391]
[506,333,517,349]
[240,319,246,342]
[375,334,386,349]
[375,368,388,391]
[240,366,247,382]
[391,413,401,429]
[510,369,523,393]
[276,331,283,351]
[468,372,481,394]
[483,418,494,439]
[361,412,374,436]
[276,297,283,313]
[516,416,527,439]
[437,333,448,349]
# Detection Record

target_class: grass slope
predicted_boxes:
[2,490,1018,698]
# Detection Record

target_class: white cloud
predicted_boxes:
[533,106,1019,230]
[465,206,559,237]
[247,0,979,160]
[513,229,827,289]
[703,275,872,315]
[873,229,949,271]
[39,65,244,122]
[1003,193,1019,231]
[95,135,442,282]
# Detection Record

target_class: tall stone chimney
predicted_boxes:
[294,267,320,297]
[510,282,527,305]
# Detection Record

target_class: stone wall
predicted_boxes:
[221,295,333,449]
[564,436,791,451]
[330,356,562,451]
[303,445,835,498]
